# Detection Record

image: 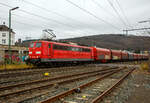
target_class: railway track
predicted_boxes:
[0,63,97,73]
[0,64,82,73]
[0,67,118,90]
[91,68,135,103]
[0,67,122,103]
[0,65,109,86]
[0,64,110,78]
[0,65,88,78]
[40,68,134,103]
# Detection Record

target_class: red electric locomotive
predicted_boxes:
[28,41,94,65]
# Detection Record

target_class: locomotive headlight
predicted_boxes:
[29,52,32,54]
[36,51,41,54]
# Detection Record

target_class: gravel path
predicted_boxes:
[2,63,146,103]
[0,65,105,86]
[100,67,150,103]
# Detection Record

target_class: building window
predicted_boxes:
[2,39,6,44]
[2,33,6,37]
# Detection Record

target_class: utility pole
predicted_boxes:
[8,7,19,63]
[138,20,150,23]
[123,30,128,36]
[139,19,150,70]
[123,27,150,35]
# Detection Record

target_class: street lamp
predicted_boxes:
[8,6,19,63]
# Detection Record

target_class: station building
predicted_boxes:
[0,45,28,64]
[0,23,28,63]
[0,24,15,45]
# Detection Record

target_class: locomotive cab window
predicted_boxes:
[30,43,34,48]
[82,48,90,52]
[53,44,68,50]
[35,43,42,48]
[49,44,51,48]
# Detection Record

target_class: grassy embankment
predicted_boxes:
[140,61,149,71]
[0,63,33,70]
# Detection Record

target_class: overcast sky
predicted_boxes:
[0,0,150,41]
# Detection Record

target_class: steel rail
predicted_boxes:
[0,66,112,85]
[0,66,79,74]
[0,68,121,98]
[40,69,122,103]
[0,67,34,72]
[18,69,122,103]
[91,68,135,103]
[0,65,115,78]
[0,66,80,76]
[0,67,119,90]
[0,65,78,72]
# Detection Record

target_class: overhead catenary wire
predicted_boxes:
[138,19,150,35]
[22,0,88,25]
[0,2,97,37]
[0,16,51,39]
[21,0,97,35]
[0,16,46,28]
[0,15,92,40]
[19,10,80,29]
[0,16,82,38]
[0,2,89,34]
[107,0,128,28]
[91,0,119,20]
[115,0,131,27]
[65,0,121,31]
[0,2,68,26]
[91,0,124,26]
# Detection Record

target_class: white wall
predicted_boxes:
[0,31,15,45]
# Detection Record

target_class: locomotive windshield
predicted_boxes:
[30,43,34,48]
[35,43,42,48]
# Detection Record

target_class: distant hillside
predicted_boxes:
[61,34,150,52]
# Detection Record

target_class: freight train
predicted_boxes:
[25,40,149,66]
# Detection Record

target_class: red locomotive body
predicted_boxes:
[28,41,94,65]
[29,42,42,60]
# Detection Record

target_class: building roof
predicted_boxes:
[0,25,15,33]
